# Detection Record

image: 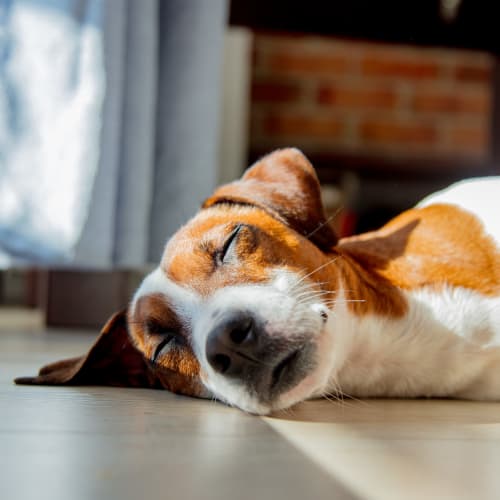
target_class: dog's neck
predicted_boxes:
[320,245,408,320]
[321,246,450,400]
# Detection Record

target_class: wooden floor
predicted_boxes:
[2,310,500,500]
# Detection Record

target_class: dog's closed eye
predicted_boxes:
[152,336,175,364]
[215,224,243,265]
[146,319,185,363]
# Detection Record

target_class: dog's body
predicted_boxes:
[332,178,500,403]
[16,149,500,414]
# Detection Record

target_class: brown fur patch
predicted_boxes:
[340,204,500,297]
[128,294,202,393]
[162,206,333,296]
[162,204,409,318]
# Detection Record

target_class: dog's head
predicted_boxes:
[17,149,340,414]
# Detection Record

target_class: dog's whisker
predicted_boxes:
[294,291,336,303]
[323,388,348,409]
[304,206,343,241]
[326,374,371,409]
[325,377,357,409]
[291,281,337,300]
[291,257,340,290]
[294,285,334,295]
[294,286,333,295]
[323,299,366,305]
[322,392,340,406]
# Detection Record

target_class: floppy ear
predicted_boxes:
[203,148,337,250]
[14,311,159,388]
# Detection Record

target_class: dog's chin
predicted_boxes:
[268,340,335,414]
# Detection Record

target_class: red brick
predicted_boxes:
[251,81,302,103]
[263,113,344,139]
[318,85,398,109]
[449,126,490,156]
[360,120,437,145]
[454,64,492,83]
[362,56,439,79]
[265,52,352,76]
[413,91,490,114]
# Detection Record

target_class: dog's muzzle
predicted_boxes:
[205,310,314,401]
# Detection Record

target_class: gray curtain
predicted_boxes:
[0,0,227,268]
[75,0,227,268]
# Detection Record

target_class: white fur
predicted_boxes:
[418,176,500,246]
[327,286,500,401]
[131,267,201,330]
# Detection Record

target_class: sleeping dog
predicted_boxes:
[16,148,500,414]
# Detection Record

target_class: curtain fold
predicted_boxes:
[149,0,227,263]
[0,0,228,268]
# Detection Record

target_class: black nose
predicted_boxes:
[205,312,259,376]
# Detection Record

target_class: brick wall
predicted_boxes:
[250,34,494,163]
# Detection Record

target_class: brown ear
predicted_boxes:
[203,148,337,250]
[14,311,159,388]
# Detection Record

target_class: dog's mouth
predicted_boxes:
[265,341,318,404]
[270,348,302,391]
